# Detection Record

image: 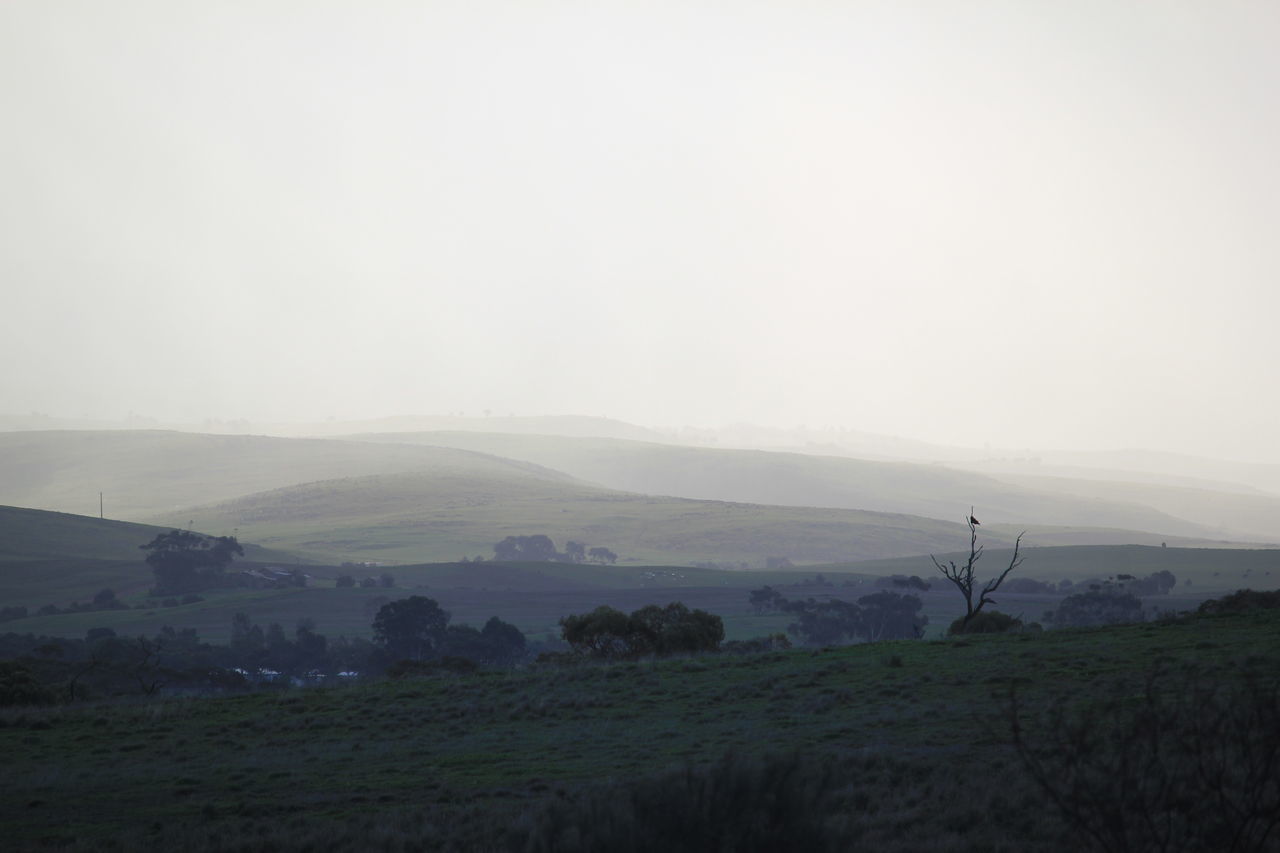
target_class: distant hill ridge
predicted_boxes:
[341,430,1248,539]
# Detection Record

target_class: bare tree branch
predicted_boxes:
[932,511,1026,630]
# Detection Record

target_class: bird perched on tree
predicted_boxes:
[969,514,980,525]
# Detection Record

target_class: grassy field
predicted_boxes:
[1,608,1276,850]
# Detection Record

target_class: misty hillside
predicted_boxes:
[0,504,279,564]
[0,430,578,520]
[0,504,293,603]
[985,473,1280,542]
[151,470,1006,565]
[942,448,1280,498]
[281,414,669,442]
[341,431,1238,540]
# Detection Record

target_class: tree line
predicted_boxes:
[491,534,617,564]
[749,586,929,645]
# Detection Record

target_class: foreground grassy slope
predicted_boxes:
[0,430,577,520]
[2,609,1276,850]
[345,430,1231,538]
[149,470,1006,566]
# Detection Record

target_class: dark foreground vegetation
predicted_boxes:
[0,594,1276,851]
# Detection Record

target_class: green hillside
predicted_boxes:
[149,470,1004,566]
[0,505,297,603]
[0,430,575,520]
[0,505,180,563]
[343,430,1233,538]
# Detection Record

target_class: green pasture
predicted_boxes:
[1,608,1276,850]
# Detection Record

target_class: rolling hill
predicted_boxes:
[0,429,578,520]
[147,469,997,565]
[340,431,1247,539]
[982,472,1280,542]
[0,504,293,604]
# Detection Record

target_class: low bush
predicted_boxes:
[949,611,1022,635]
[1010,661,1280,852]
[513,751,858,852]
[1198,588,1280,615]
[0,661,56,706]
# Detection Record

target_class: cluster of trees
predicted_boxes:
[748,586,928,645]
[1000,577,1062,595]
[1045,589,1143,627]
[557,602,724,660]
[1111,570,1177,596]
[492,535,617,564]
[142,530,244,596]
[23,588,132,618]
[0,595,530,703]
[6,589,206,623]
[372,596,526,666]
[874,574,931,591]
[1042,573,1179,627]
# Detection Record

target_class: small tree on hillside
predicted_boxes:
[372,596,451,661]
[930,509,1025,633]
[587,546,617,565]
[141,530,243,596]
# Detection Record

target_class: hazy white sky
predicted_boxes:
[3,2,1278,460]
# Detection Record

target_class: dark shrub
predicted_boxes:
[513,751,858,852]
[335,574,356,588]
[1198,589,1280,615]
[1049,590,1143,627]
[949,610,1022,635]
[0,661,55,706]
[1010,662,1280,853]
[0,606,29,622]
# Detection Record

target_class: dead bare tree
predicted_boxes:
[930,507,1025,631]
[134,637,166,696]
[66,652,103,702]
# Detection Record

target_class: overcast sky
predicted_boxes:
[2,2,1278,461]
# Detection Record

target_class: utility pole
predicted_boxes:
[99,492,103,520]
